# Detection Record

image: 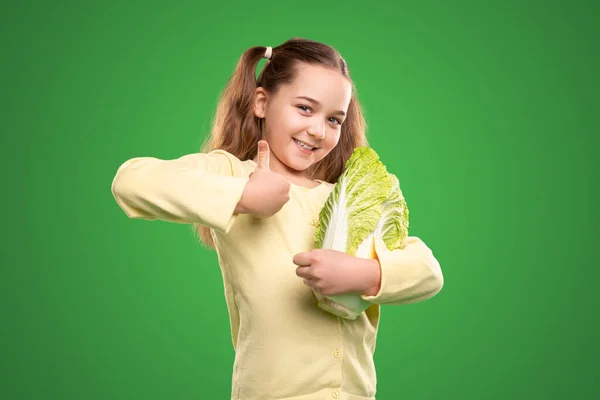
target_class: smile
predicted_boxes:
[293,138,317,152]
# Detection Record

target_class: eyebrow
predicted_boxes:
[295,96,346,117]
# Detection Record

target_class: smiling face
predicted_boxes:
[253,63,352,180]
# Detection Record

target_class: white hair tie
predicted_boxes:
[264,46,272,60]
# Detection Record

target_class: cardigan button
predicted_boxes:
[332,391,339,399]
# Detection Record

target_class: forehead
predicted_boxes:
[278,64,352,109]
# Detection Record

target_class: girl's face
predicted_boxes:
[253,63,352,179]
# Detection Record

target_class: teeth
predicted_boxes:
[294,138,314,150]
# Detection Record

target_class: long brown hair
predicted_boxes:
[194,37,368,248]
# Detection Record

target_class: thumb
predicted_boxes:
[256,140,270,170]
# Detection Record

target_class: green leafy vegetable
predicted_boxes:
[313,146,409,319]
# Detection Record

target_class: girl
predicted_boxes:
[111,37,443,400]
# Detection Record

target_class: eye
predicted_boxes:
[298,105,342,125]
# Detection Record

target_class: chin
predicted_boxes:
[287,162,311,172]
[284,156,313,172]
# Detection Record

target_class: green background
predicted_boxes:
[3,0,598,399]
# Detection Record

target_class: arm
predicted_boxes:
[110,150,249,234]
[359,236,444,306]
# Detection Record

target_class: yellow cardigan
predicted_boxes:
[111,149,444,400]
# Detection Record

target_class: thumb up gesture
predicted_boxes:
[236,140,291,218]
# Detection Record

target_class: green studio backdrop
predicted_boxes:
[2,0,599,399]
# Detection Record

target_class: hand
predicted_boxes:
[235,140,291,218]
[293,249,381,297]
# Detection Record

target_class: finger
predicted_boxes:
[256,140,270,170]
[292,252,312,267]
[303,278,314,288]
[295,266,312,278]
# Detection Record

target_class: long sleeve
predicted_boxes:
[360,236,444,305]
[110,150,249,234]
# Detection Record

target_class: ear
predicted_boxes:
[253,87,268,118]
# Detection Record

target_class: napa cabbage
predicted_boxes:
[313,146,409,319]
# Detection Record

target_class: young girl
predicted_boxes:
[111,38,443,400]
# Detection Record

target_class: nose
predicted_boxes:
[307,120,326,140]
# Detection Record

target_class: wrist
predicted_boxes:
[361,258,381,296]
[234,180,253,215]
